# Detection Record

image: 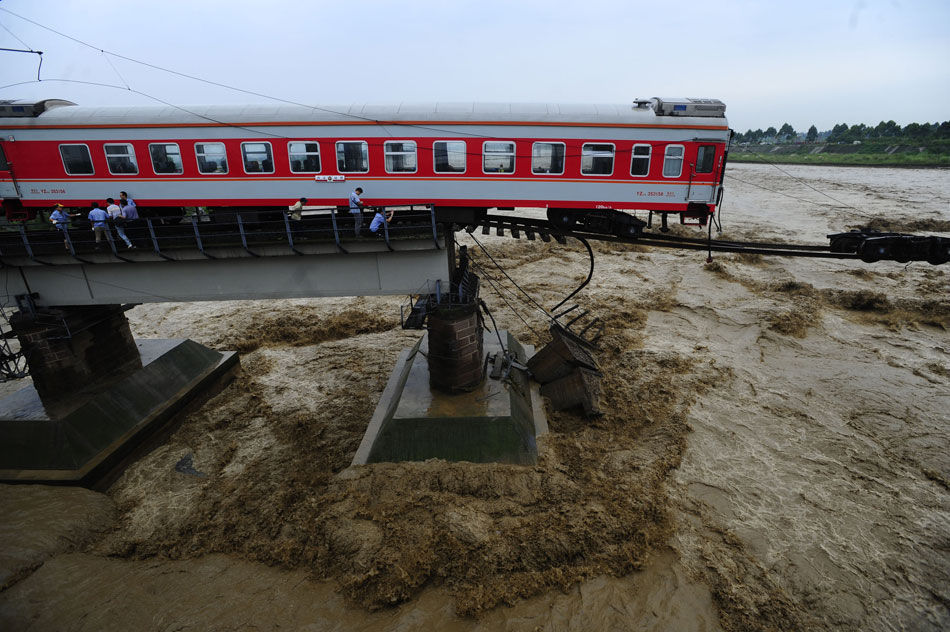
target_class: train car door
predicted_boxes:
[0,143,19,198]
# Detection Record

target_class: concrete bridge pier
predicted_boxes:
[10,304,142,406]
[0,301,239,486]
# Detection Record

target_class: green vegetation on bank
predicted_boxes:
[729,143,950,167]
[731,120,950,167]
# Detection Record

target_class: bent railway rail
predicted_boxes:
[464,213,949,265]
[0,205,945,268]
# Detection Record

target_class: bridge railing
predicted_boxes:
[0,205,441,262]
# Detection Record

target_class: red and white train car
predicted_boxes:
[0,97,729,224]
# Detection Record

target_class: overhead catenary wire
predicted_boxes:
[4,3,873,227]
[467,232,555,322]
[0,8,729,164]
[731,150,883,222]
[2,9,877,243]
[725,173,851,208]
[467,254,540,322]
[0,16,43,81]
[0,18,33,51]
[467,256,542,339]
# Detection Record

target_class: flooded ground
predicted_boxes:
[0,163,947,631]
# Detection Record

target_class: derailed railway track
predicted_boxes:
[457,212,949,265]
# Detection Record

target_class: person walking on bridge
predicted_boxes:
[106,197,134,249]
[88,202,109,251]
[349,187,365,236]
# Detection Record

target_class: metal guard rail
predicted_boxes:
[0,205,442,264]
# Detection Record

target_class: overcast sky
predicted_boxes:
[0,0,947,133]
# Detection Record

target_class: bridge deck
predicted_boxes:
[0,208,451,306]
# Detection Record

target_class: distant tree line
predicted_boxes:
[734,120,950,144]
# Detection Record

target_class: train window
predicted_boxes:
[662,145,684,178]
[433,141,466,173]
[581,143,614,175]
[149,143,183,174]
[336,141,368,173]
[59,144,94,175]
[483,141,515,173]
[630,144,651,177]
[0,145,7,170]
[531,142,565,174]
[384,141,417,173]
[104,143,138,175]
[288,142,320,173]
[196,142,229,174]
[696,145,716,173]
[242,142,274,174]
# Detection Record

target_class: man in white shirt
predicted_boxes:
[288,197,307,221]
[105,197,134,249]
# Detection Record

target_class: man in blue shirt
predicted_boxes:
[50,203,70,250]
[119,191,139,220]
[349,187,365,236]
[369,207,394,235]
[88,202,109,250]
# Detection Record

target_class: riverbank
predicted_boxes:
[730,142,950,168]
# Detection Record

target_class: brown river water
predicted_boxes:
[0,164,948,631]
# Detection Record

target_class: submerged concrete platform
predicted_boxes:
[0,339,238,485]
[353,330,547,465]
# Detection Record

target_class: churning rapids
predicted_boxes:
[1,163,948,631]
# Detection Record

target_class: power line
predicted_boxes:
[0,9,729,164]
[467,232,554,321]
[731,149,872,216]
[726,173,843,207]
[467,257,542,339]
[0,18,33,51]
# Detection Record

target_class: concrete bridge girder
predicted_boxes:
[1,238,451,306]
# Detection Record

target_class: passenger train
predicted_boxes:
[0,97,730,230]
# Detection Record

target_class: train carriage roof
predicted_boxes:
[0,99,727,128]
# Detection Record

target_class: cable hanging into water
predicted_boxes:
[467,256,542,339]
[732,150,883,221]
[467,232,555,322]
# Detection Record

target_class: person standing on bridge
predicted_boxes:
[50,203,70,251]
[88,202,109,251]
[349,187,366,236]
[119,191,139,220]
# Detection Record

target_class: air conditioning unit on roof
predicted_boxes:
[645,98,726,118]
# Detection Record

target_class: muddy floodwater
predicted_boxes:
[1,164,948,631]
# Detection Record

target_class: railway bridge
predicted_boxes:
[0,206,462,484]
[0,206,451,306]
[1,204,946,484]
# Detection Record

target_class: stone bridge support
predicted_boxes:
[10,304,141,403]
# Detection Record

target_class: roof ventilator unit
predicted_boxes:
[634,97,726,118]
[0,99,76,118]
